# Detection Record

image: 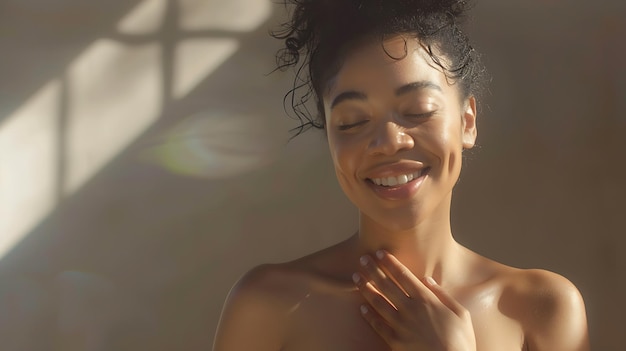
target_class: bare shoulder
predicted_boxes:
[229,263,305,304]
[500,268,590,351]
[213,263,308,351]
[213,239,354,351]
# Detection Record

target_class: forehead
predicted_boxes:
[326,35,452,98]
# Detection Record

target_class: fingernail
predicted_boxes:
[360,305,368,314]
[352,273,361,284]
[426,276,437,285]
[359,255,369,266]
[375,250,384,259]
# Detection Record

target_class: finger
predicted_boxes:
[374,250,434,301]
[424,276,469,318]
[359,255,408,304]
[359,304,396,346]
[353,273,401,325]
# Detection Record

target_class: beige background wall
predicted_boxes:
[0,0,624,350]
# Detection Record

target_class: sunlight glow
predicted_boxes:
[141,110,279,179]
[0,80,60,258]
[117,0,167,35]
[173,38,239,99]
[0,0,273,259]
[64,39,162,194]
[178,0,272,31]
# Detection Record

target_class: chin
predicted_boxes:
[361,206,427,232]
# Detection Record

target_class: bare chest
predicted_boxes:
[283,289,387,351]
[281,289,524,351]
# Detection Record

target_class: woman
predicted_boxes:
[213,0,589,350]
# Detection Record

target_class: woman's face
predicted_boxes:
[324,35,477,230]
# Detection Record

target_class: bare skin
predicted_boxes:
[213,35,589,351]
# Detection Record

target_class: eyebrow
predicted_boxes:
[330,91,367,110]
[395,81,442,96]
[330,81,442,110]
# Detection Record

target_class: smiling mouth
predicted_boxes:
[368,167,430,187]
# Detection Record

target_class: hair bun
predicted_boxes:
[406,0,469,16]
[348,0,470,20]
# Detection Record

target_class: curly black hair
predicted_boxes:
[272,0,487,136]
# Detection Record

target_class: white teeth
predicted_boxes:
[397,174,408,184]
[370,171,422,187]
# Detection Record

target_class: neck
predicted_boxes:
[351,201,462,285]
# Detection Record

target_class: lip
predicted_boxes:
[363,163,430,201]
[363,161,427,179]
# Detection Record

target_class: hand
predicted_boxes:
[352,250,476,351]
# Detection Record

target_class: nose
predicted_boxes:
[367,121,414,156]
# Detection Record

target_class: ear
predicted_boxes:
[461,96,477,149]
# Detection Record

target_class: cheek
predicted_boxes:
[330,138,358,178]
[413,121,451,155]
[440,119,465,175]
[416,118,464,173]
[328,136,364,196]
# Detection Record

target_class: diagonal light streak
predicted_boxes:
[0,0,272,259]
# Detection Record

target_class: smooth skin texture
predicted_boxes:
[213,35,589,351]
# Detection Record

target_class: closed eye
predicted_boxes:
[406,111,436,119]
[338,120,369,131]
